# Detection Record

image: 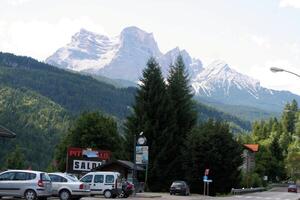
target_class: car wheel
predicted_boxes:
[59,189,71,200]
[24,189,37,200]
[104,190,112,198]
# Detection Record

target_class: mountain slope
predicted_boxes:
[0,52,251,130]
[192,60,300,112]
[0,52,136,119]
[0,86,70,170]
[46,27,300,113]
[46,27,203,81]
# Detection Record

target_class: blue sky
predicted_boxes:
[1,0,300,94]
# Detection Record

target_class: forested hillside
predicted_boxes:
[0,52,136,119]
[0,86,70,170]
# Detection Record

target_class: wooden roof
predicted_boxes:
[244,144,259,152]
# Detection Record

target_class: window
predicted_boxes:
[49,175,67,182]
[81,175,93,183]
[94,175,104,183]
[40,173,51,182]
[28,173,36,180]
[14,172,27,180]
[105,175,114,184]
[0,172,15,181]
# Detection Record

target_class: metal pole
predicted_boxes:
[284,69,300,78]
[133,134,136,196]
[203,181,206,196]
[144,164,148,192]
[207,182,209,196]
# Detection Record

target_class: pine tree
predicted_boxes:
[5,145,26,169]
[282,101,298,134]
[167,55,197,179]
[183,120,242,195]
[124,57,176,191]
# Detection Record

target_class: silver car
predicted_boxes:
[0,170,52,200]
[49,172,90,200]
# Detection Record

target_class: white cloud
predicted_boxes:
[279,0,300,8]
[242,34,271,49]
[5,0,32,6]
[0,17,105,60]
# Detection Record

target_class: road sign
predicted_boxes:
[203,176,208,181]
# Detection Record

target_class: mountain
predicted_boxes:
[46,27,300,114]
[0,52,251,128]
[192,60,300,112]
[0,52,254,170]
[46,27,203,81]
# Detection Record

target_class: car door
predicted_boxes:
[0,172,16,196]
[12,172,32,197]
[49,174,66,195]
[93,174,104,194]
[80,174,94,194]
[104,174,115,192]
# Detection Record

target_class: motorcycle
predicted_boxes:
[119,180,134,198]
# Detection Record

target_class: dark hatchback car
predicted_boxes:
[170,181,190,196]
[288,184,297,193]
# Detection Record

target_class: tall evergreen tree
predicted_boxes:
[124,57,176,191]
[183,120,242,195]
[282,101,298,134]
[167,55,197,179]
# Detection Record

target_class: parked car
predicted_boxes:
[169,181,190,196]
[119,180,134,198]
[49,172,90,200]
[288,184,297,193]
[80,171,122,198]
[0,170,52,200]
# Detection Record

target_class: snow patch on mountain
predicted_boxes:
[46,27,203,81]
[192,60,262,99]
[47,29,120,71]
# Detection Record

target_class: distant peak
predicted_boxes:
[121,26,154,40]
[122,26,147,33]
[207,60,230,72]
[78,28,97,35]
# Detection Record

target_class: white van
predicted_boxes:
[79,171,122,198]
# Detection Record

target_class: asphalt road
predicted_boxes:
[3,188,299,200]
[78,189,300,200]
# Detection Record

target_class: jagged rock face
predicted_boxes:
[46,27,300,112]
[46,27,202,81]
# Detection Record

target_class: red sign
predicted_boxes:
[68,147,111,160]
[205,169,210,176]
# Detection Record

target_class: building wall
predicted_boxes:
[242,149,256,173]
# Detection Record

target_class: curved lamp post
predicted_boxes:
[270,67,300,78]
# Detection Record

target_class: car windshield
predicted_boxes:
[66,174,78,182]
[289,185,297,188]
[171,182,184,187]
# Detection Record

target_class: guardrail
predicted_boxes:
[231,187,266,195]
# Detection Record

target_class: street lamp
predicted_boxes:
[270,67,300,78]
